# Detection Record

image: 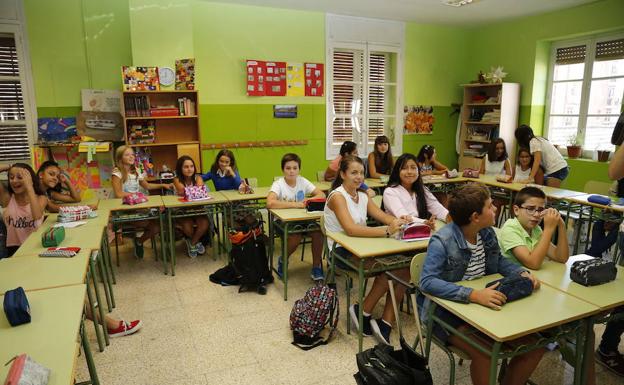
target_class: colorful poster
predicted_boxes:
[304,63,324,97]
[121,66,160,91]
[246,60,266,96]
[265,61,286,96]
[286,62,304,97]
[175,58,195,90]
[81,89,121,112]
[403,105,435,135]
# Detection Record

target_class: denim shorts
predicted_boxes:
[544,166,569,182]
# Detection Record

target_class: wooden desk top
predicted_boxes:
[218,186,272,202]
[43,211,110,229]
[270,208,322,222]
[476,175,526,191]
[98,195,164,211]
[427,274,600,342]
[0,285,86,385]
[13,222,104,258]
[565,194,624,212]
[161,191,229,207]
[422,175,468,184]
[540,187,586,200]
[0,255,89,294]
[531,254,624,311]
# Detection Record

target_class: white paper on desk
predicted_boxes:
[54,221,87,228]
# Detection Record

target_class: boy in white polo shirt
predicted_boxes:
[498,186,569,269]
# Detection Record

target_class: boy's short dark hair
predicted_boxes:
[281,153,301,170]
[449,184,491,226]
[514,186,546,207]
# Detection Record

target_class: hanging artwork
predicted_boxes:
[403,105,435,135]
[175,59,195,90]
[246,60,267,96]
[304,63,324,96]
[121,66,160,91]
[265,61,287,96]
[286,62,304,96]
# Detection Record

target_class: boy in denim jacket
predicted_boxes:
[419,184,543,385]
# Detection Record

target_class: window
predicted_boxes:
[326,15,403,159]
[546,35,624,153]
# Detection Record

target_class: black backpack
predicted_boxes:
[229,219,273,293]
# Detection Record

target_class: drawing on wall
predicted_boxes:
[403,105,434,135]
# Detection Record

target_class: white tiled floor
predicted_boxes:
[75,240,623,385]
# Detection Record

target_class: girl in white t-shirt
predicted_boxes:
[267,153,326,281]
[324,155,408,345]
[479,138,512,177]
[515,125,569,187]
[513,147,545,184]
[111,146,173,258]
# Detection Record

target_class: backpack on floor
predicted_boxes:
[229,218,273,291]
[290,282,339,350]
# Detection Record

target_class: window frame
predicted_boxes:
[325,15,404,160]
[545,32,624,157]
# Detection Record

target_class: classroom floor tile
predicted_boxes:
[74,241,624,385]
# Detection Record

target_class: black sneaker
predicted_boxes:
[349,304,372,336]
[596,349,624,377]
[371,318,392,346]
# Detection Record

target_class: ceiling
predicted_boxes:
[203,0,599,25]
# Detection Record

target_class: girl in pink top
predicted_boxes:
[0,163,48,257]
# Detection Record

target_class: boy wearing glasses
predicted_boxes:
[498,187,569,269]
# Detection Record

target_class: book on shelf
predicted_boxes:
[177,97,196,116]
[124,95,151,117]
[128,120,155,144]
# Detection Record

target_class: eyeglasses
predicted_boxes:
[520,206,546,215]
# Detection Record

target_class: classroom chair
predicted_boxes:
[316,170,325,182]
[246,177,258,189]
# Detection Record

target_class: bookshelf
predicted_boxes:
[458,83,520,171]
[121,90,201,177]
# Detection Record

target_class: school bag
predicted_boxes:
[229,217,273,294]
[289,282,339,350]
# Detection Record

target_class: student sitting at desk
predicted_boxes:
[479,138,512,178]
[512,148,544,185]
[173,155,210,258]
[367,135,394,178]
[0,163,47,258]
[267,153,326,281]
[323,155,407,345]
[37,160,97,213]
[202,149,249,192]
[111,145,173,259]
[324,141,375,197]
[416,144,448,176]
[498,187,569,269]
[419,184,543,385]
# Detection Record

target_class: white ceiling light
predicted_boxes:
[443,0,475,7]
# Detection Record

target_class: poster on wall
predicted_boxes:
[81,89,121,112]
[175,58,195,90]
[304,63,324,97]
[286,62,304,97]
[265,61,287,96]
[403,105,434,135]
[121,66,160,91]
[246,60,266,96]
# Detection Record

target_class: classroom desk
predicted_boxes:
[364,178,386,190]
[99,196,168,273]
[0,285,99,385]
[268,208,323,300]
[161,192,228,275]
[219,187,272,254]
[424,274,601,385]
[13,220,105,258]
[312,181,332,192]
[326,227,439,351]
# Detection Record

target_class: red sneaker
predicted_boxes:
[108,320,142,338]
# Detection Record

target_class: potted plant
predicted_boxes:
[566,134,582,159]
[597,147,611,162]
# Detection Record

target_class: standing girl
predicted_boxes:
[367,135,394,178]
[324,155,407,345]
[416,145,448,176]
[479,138,512,177]
[173,155,210,258]
[513,148,544,184]
[111,145,173,258]
[267,153,326,280]
[0,164,48,257]
[202,149,248,191]
[515,124,568,187]
[37,160,84,212]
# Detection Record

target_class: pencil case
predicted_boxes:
[3,287,31,327]
[485,273,533,302]
[587,194,611,206]
[570,258,617,286]
[41,226,65,247]
[3,354,50,385]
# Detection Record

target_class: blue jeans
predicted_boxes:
[585,220,619,258]
[599,306,624,353]
[544,166,569,182]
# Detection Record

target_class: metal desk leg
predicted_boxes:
[159,209,168,275]
[101,231,116,285]
[357,258,365,352]
[268,211,275,276]
[85,266,104,352]
[282,222,290,301]
[80,318,100,385]
[89,252,109,347]
[96,250,113,312]
[210,208,218,261]
[167,208,175,276]
[574,205,585,254]
[489,342,502,385]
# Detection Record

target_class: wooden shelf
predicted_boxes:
[466,103,500,107]
[465,138,491,143]
[465,121,500,125]
[125,115,198,120]
[129,141,199,147]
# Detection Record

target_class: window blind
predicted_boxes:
[368,52,386,141]
[331,49,364,145]
[556,45,586,65]
[0,34,29,162]
[595,38,624,61]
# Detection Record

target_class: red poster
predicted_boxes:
[265,61,287,96]
[304,63,324,97]
[246,60,267,96]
